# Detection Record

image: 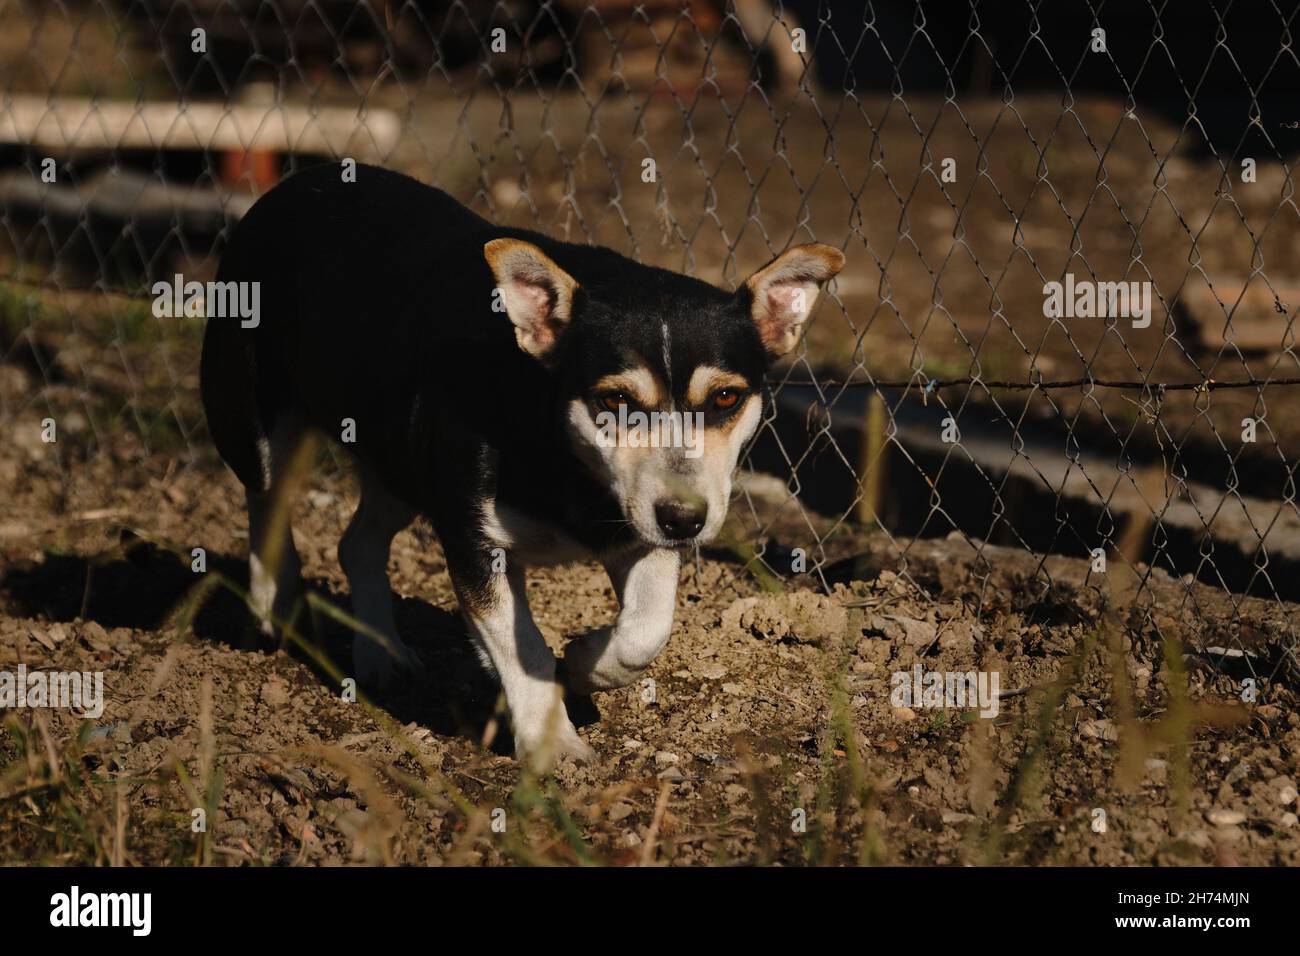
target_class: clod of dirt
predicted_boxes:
[721,592,849,645]
[874,613,937,647]
[1080,719,1118,741]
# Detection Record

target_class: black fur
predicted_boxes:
[200,163,768,604]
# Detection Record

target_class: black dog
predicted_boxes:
[201,163,843,767]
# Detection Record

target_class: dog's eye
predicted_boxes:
[712,388,742,411]
[599,392,629,412]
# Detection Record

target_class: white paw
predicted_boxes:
[514,711,596,770]
[557,646,635,695]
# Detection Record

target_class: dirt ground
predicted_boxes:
[1,417,1298,865]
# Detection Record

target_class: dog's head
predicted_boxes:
[485,237,844,549]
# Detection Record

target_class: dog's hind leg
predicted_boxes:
[340,467,417,687]
[560,547,680,694]
[246,417,308,637]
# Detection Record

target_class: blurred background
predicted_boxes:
[1,0,1298,621]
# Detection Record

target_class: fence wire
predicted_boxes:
[0,0,1298,693]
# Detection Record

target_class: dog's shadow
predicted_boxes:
[0,537,599,753]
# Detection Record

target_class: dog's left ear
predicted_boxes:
[484,238,579,361]
[740,243,845,359]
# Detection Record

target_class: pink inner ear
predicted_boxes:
[518,278,553,321]
[764,280,805,321]
[513,275,562,352]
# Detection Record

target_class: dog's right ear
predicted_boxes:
[484,238,578,361]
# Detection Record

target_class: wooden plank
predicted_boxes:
[0,97,401,156]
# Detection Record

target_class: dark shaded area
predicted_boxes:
[0,534,552,752]
[787,0,1300,156]
[749,384,1300,602]
[131,0,579,92]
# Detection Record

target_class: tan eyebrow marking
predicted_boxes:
[593,367,661,407]
[687,366,749,407]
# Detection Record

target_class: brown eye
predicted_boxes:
[712,388,742,411]
[600,392,628,412]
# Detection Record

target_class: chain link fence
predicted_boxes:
[1,0,1298,695]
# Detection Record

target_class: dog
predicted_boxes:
[200,163,843,767]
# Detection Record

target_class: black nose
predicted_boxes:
[654,499,706,540]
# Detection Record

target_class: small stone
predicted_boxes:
[1277,784,1297,806]
[81,621,112,651]
[607,802,634,823]
[892,706,916,721]
[1205,809,1246,827]
[1080,719,1118,741]
[1280,812,1298,828]
[653,751,679,767]
[876,614,937,647]
[1223,761,1250,786]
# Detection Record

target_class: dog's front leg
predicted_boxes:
[457,564,595,769]
[561,547,680,694]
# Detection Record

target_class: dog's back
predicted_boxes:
[203,164,553,506]
[201,164,670,502]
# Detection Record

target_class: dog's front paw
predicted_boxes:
[352,633,421,690]
[514,713,596,771]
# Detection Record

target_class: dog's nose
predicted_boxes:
[654,499,706,540]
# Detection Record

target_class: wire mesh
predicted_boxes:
[0,0,1297,695]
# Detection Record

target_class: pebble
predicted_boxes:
[1277,785,1298,806]
[695,662,726,680]
[1205,809,1246,827]
[1281,813,1298,829]
[892,706,916,721]
[877,614,937,647]
[1080,719,1118,741]
[1223,761,1250,786]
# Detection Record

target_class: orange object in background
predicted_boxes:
[221,148,280,193]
